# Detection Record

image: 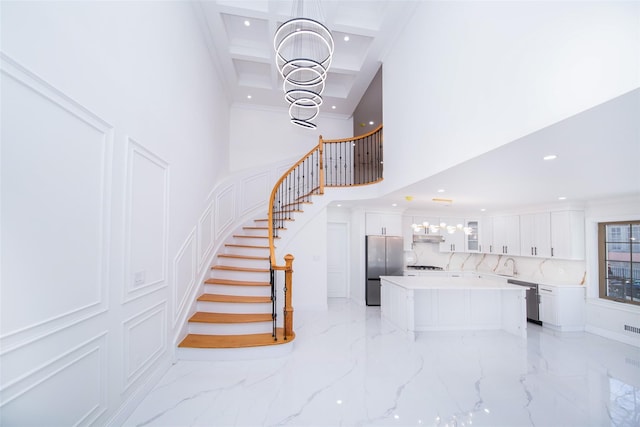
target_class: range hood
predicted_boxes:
[412,234,444,243]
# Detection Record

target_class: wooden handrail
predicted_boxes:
[267,125,384,340]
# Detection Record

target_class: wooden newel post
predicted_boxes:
[283,254,294,340]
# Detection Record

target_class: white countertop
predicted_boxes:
[381,275,526,291]
[402,270,586,288]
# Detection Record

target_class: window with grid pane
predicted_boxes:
[599,221,640,306]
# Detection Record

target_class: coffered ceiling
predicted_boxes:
[194,0,417,119]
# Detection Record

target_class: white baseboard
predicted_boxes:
[585,324,640,348]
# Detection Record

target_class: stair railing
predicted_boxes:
[267,125,383,340]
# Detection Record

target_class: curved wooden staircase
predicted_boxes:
[178,218,295,358]
[177,125,383,359]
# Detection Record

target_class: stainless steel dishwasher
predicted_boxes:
[507,279,541,324]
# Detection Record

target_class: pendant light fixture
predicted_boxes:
[273,1,334,129]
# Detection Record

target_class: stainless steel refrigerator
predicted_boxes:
[365,235,404,306]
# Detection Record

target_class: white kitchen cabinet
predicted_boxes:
[465,219,479,252]
[551,211,585,260]
[538,284,585,331]
[492,215,520,255]
[438,217,465,252]
[366,212,402,236]
[520,213,551,258]
[479,217,494,254]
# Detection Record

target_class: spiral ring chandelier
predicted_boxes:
[274,16,334,129]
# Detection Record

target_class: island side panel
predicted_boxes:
[380,278,413,333]
[501,288,527,337]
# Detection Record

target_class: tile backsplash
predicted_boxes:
[406,242,586,285]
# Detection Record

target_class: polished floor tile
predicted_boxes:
[124,299,639,427]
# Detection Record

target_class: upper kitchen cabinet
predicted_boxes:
[520,212,551,258]
[465,219,480,252]
[439,217,466,252]
[479,217,494,254]
[493,215,520,256]
[550,211,585,260]
[366,212,403,236]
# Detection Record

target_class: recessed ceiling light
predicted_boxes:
[558,196,567,200]
[543,154,557,160]
[437,189,445,193]
[343,35,350,42]
[244,20,251,27]
[331,105,336,109]
[369,121,374,125]
[391,203,397,207]
[247,95,252,99]
[480,208,486,212]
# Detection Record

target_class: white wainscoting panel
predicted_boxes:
[215,185,235,239]
[173,229,196,324]
[0,333,108,426]
[0,54,112,350]
[123,138,169,303]
[240,171,271,215]
[122,301,167,392]
[197,203,215,269]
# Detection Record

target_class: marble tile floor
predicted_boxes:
[124,298,640,427]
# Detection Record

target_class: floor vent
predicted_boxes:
[623,324,640,334]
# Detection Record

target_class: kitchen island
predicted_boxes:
[380,276,527,339]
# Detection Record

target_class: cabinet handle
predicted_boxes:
[534,247,537,256]
[540,288,553,293]
[531,247,534,256]
[551,247,554,257]
[490,245,493,253]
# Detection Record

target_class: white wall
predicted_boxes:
[1,1,229,424]
[583,197,640,347]
[229,106,353,172]
[382,0,640,195]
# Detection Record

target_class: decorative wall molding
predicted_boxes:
[240,171,271,216]
[0,333,108,425]
[123,138,169,303]
[173,228,197,325]
[122,301,167,392]
[197,203,215,270]
[214,184,236,240]
[0,53,112,352]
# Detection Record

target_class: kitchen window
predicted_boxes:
[598,221,640,306]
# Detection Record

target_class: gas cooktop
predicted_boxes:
[406,265,444,270]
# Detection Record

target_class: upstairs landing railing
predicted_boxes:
[267,125,383,340]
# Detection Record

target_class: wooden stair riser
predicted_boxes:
[204,284,271,297]
[240,227,269,237]
[231,236,270,247]
[223,245,270,257]
[210,270,270,282]
[216,256,269,269]
[187,321,273,335]
[196,301,272,314]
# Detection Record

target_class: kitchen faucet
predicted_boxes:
[504,257,517,276]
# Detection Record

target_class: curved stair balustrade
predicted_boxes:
[268,125,383,340]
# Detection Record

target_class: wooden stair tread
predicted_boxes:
[189,312,272,323]
[217,254,269,261]
[205,278,270,286]
[211,265,269,273]
[233,235,268,239]
[179,328,295,348]
[197,294,271,304]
